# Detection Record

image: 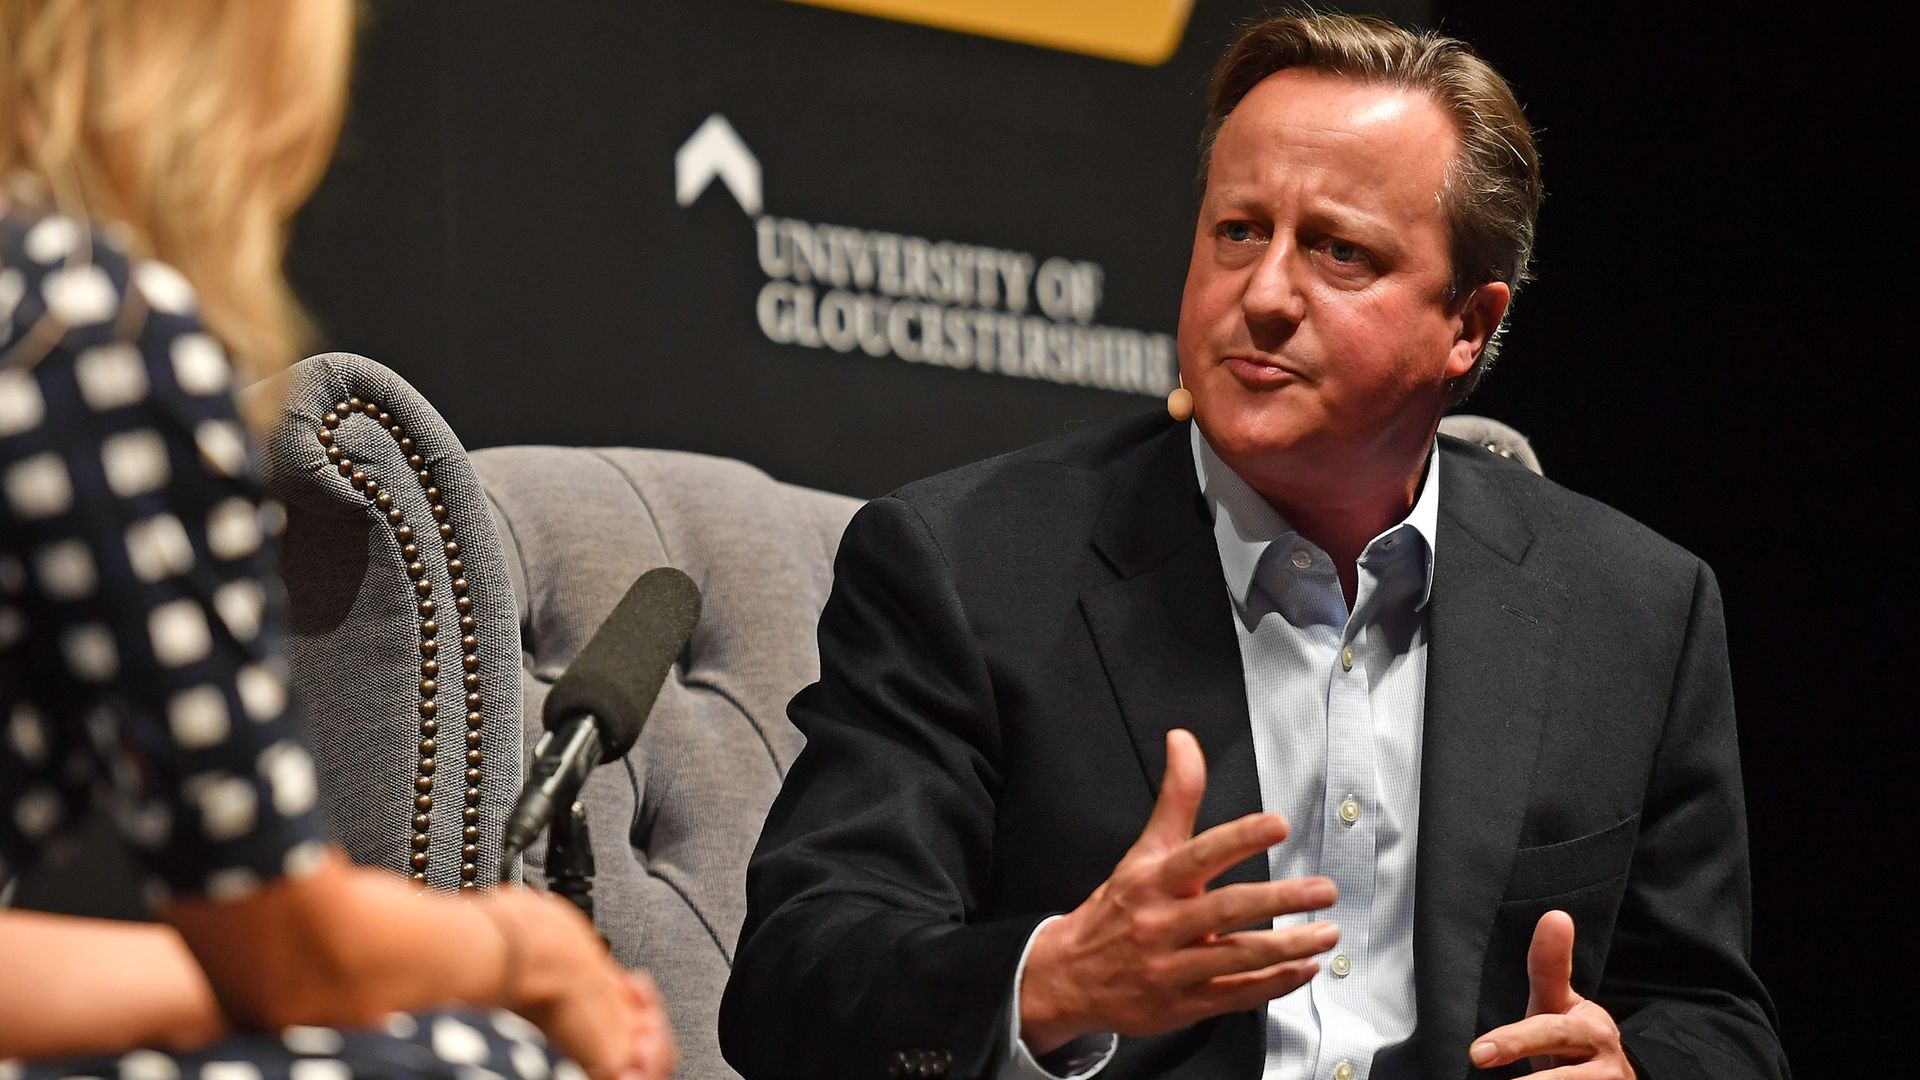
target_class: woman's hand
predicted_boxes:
[163,850,673,1077]
[488,888,678,1080]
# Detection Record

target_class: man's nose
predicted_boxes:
[1242,241,1307,331]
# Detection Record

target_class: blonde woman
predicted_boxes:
[0,3,674,1077]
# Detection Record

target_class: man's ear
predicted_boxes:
[1447,281,1512,379]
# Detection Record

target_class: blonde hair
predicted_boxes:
[0,0,354,386]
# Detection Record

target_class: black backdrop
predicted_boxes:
[1427,3,1904,1068]
[18,0,1892,1070]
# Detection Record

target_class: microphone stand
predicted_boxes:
[545,799,596,923]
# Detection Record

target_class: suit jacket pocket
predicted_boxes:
[1505,813,1639,901]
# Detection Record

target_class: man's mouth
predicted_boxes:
[1224,354,1300,387]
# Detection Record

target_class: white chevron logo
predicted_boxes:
[674,114,762,215]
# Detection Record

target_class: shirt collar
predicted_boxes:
[1190,422,1440,613]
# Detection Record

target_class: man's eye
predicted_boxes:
[1327,241,1366,264]
[1220,221,1260,243]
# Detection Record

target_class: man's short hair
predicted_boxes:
[1199,12,1543,402]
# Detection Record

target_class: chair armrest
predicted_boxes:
[245,352,523,889]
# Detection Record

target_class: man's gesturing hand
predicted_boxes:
[1470,910,1634,1078]
[1018,729,1337,1054]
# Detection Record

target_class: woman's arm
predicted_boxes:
[0,854,673,1079]
[0,910,225,1058]
[162,849,675,1080]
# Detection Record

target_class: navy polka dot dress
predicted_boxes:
[0,206,327,907]
[0,207,568,1078]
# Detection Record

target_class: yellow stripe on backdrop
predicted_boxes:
[784,0,1195,65]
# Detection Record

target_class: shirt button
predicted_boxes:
[1339,796,1360,825]
[1330,953,1352,977]
[1340,645,1355,671]
[1334,1062,1355,1080]
[1290,548,1312,569]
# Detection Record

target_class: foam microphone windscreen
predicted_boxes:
[541,566,701,759]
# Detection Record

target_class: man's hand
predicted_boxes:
[1019,728,1337,1054]
[1470,910,1634,1078]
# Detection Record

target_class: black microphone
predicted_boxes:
[501,566,701,860]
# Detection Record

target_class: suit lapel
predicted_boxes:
[1079,422,1265,887]
[1415,443,1567,1080]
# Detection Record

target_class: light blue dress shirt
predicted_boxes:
[1198,425,1436,1080]
[1001,425,1438,1080]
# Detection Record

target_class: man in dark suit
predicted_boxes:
[721,14,1784,1080]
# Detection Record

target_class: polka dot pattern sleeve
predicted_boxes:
[0,211,328,903]
[8,1006,575,1080]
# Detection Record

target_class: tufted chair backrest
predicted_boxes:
[471,445,859,1080]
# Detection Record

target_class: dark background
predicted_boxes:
[281,0,1916,1068]
[1431,3,1905,1066]
[20,0,1901,1069]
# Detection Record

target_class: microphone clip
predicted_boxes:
[501,717,603,923]
[545,798,597,923]
[501,716,604,861]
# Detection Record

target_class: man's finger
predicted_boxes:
[1526,909,1579,1016]
[1157,812,1290,893]
[1162,876,1333,942]
[1162,921,1338,983]
[1471,1059,1616,1080]
[1137,728,1208,850]
[1469,1012,1595,1068]
[1193,957,1321,1016]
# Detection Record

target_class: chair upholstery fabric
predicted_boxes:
[249,353,525,889]
[473,446,858,1080]
[1439,413,1545,476]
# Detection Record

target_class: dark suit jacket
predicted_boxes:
[720,413,1785,1080]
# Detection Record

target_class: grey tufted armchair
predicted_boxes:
[253,352,857,1079]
